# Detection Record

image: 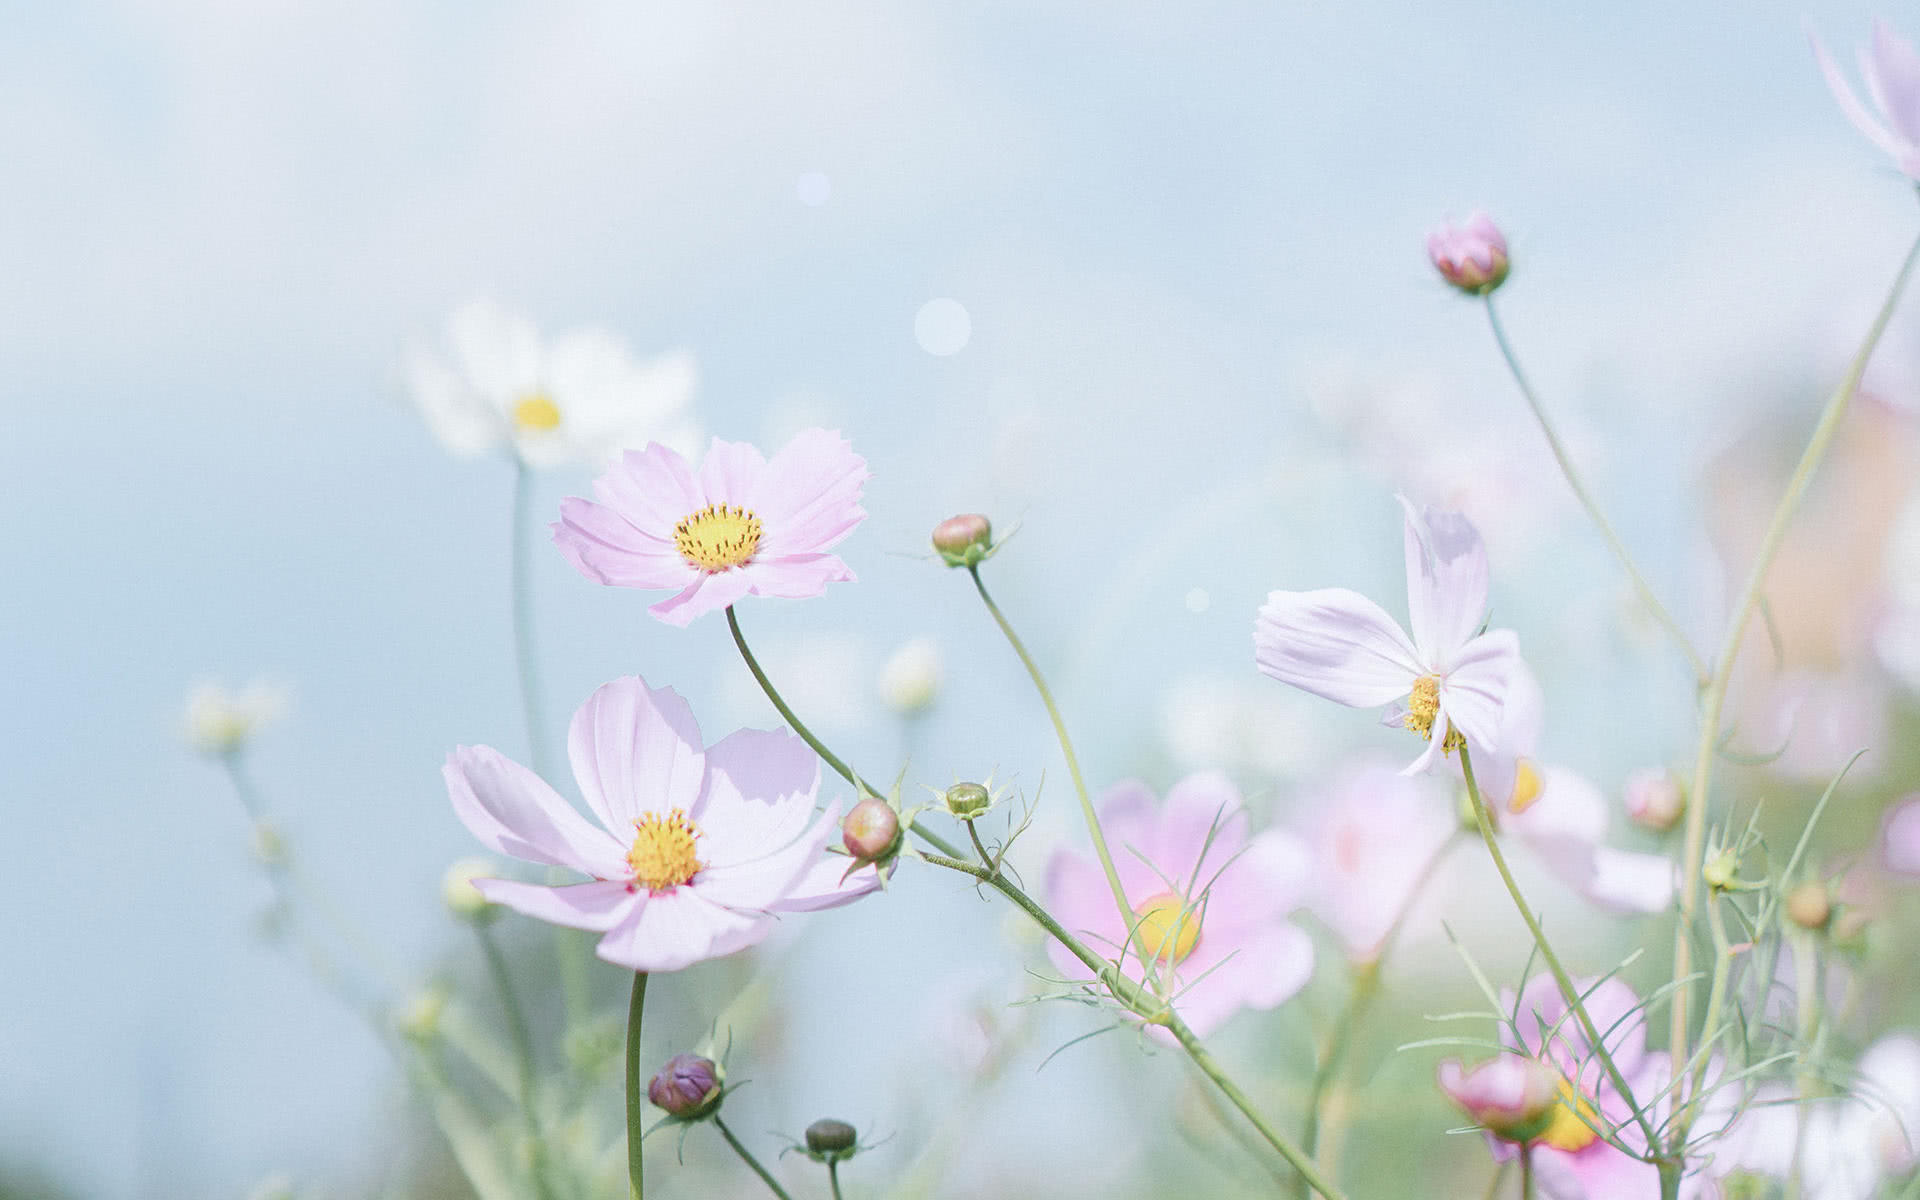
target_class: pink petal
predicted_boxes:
[694,804,835,911]
[597,442,704,535]
[1154,771,1251,892]
[1169,923,1314,1039]
[1399,498,1490,663]
[593,888,771,972]
[1816,33,1909,161]
[1509,973,1648,1086]
[1506,765,1607,845]
[565,676,707,835]
[740,553,857,600]
[472,877,638,931]
[691,727,820,862]
[768,853,883,912]
[552,496,699,590]
[1097,780,1167,898]
[748,428,870,557]
[646,568,754,627]
[1045,849,1128,973]
[1254,588,1421,708]
[1437,629,1521,753]
[1202,827,1314,941]
[697,436,767,508]
[1514,771,1678,913]
[1871,20,1920,146]
[445,746,628,877]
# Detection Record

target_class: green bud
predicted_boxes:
[931,514,993,567]
[805,1118,859,1162]
[944,781,993,820]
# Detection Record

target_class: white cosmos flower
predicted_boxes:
[407,299,699,470]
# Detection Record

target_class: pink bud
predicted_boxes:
[648,1053,722,1119]
[931,514,992,567]
[1427,213,1510,295]
[1624,768,1685,833]
[1437,1056,1559,1142]
[842,797,901,862]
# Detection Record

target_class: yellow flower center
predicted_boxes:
[626,809,703,891]
[1537,1077,1602,1153]
[512,392,562,431]
[1133,891,1202,965]
[673,504,764,572]
[1402,674,1465,753]
[1508,759,1544,814]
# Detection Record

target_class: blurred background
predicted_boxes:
[7,1,1920,1196]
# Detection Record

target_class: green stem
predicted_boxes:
[1167,1020,1349,1200]
[1678,895,1736,1135]
[1668,224,1920,1141]
[828,1161,845,1200]
[966,566,1137,962]
[1520,1145,1534,1200]
[626,972,649,1200]
[965,820,996,870]
[476,924,556,1200]
[1460,748,1659,1151]
[1483,298,1707,684]
[714,1117,794,1200]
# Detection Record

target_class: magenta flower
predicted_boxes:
[553,429,869,627]
[1815,21,1920,179]
[1427,213,1510,295]
[444,676,876,972]
[1043,772,1314,1040]
[1437,1055,1560,1141]
[1254,499,1524,776]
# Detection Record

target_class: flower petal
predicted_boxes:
[1154,770,1250,892]
[697,437,767,508]
[1870,20,1920,145]
[552,496,700,591]
[690,727,819,857]
[1254,588,1421,708]
[593,888,771,973]
[694,802,835,912]
[1202,827,1314,940]
[647,569,754,627]
[473,877,637,931]
[405,350,502,456]
[445,746,627,877]
[1438,629,1521,754]
[767,852,883,912]
[598,443,705,537]
[740,553,857,600]
[1399,498,1490,663]
[1169,923,1314,1039]
[1816,32,1910,161]
[446,299,543,409]
[748,428,870,557]
[566,676,708,834]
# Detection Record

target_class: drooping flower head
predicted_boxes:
[1254,498,1524,776]
[1814,21,1920,180]
[1043,772,1314,1039]
[444,676,876,972]
[1428,213,1510,295]
[553,429,868,626]
[406,299,698,469]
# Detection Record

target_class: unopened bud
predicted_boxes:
[1786,883,1832,932]
[1427,213,1510,295]
[1436,1057,1559,1143]
[648,1053,722,1120]
[805,1118,859,1159]
[944,781,992,820]
[442,857,499,921]
[1703,850,1741,892]
[931,514,993,567]
[1624,768,1686,833]
[398,984,448,1041]
[843,797,901,862]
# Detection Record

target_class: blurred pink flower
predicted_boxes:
[1427,213,1510,295]
[1815,20,1920,179]
[553,429,868,626]
[1623,767,1684,833]
[1882,794,1920,876]
[445,675,876,972]
[1718,1035,1920,1199]
[1301,762,1456,961]
[1255,499,1524,776]
[1437,1055,1559,1141]
[1043,772,1314,1040]
[1502,764,1678,915]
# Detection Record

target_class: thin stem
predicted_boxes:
[1483,297,1707,684]
[1520,1145,1534,1200]
[714,1117,794,1200]
[1480,1163,1510,1200]
[476,924,556,1200]
[1167,1020,1349,1200]
[965,820,996,871]
[966,566,1136,957]
[1678,895,1737,1136]
[1669,225,1920,1141]
[626,972,649,1200]
[1460,748,1660,1151]
[828,1161,845,1200]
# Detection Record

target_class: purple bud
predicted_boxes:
[931,514,992,567]
[1427,213,1510,295]
[1624,768,1685,833]
[1437,1056,1559,1142]
[843,797,901,862]
[647,1053,721,1119]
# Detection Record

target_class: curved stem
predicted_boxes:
[966,567,1136,957]
[965,820,996,870]
[1668,224,1920,1139]
[1482,297,1707,685]
[625,972,649,1200]
[713,1117,794,1200]
[1460,748,1659,1151]
[828,1161,845,1200]
[476,924,556,1200]
[1166,1019,1349,1200]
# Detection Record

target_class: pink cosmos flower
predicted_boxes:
[1301,762,1456,961]
[1437,1055,1560,1140]
[552,429,868,627]
[1043,772,1314,1040]
[1718,1035,1920,1200]
[1815,20,1920,179]
[1254,499,1524,776]
[1427,213,1510,294]
[444,675,876,972]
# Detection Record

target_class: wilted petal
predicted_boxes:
[1254,588,1421,708]
[1400,498,1490,662]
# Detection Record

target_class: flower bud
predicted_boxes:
[398,983,449,1042]
[879,637,942,715]
[805,1118,859,1159]
[944,781,993,820]
[1427,213,1510,295]
[1624,768,1686,833]
[1436,1056,1560,1143]
[931,514,992,567]
[1786,882,1832,932]
[442,857,499,921]
[843,797,901,862]
[648,1053,722,1120]
[1703,849,1741,892]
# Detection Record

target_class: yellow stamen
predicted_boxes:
[673,504,763,572]
[513,392,562,431]
[626,809,703,891]
[1403,674,1466,753]
[1508,759,1544,814]
[1536,1077,1601,1153]
[1133,891,1202,965]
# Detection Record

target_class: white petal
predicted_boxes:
[565,677,707,834]
[446,299,544,411]
[405,350,503,456]
[1254,588,1421,708]
[472,878,637,931]
[593,888,770,973]
[445,746,628,877]
[1438,629,1521,753]
[1399,497,1490,662]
